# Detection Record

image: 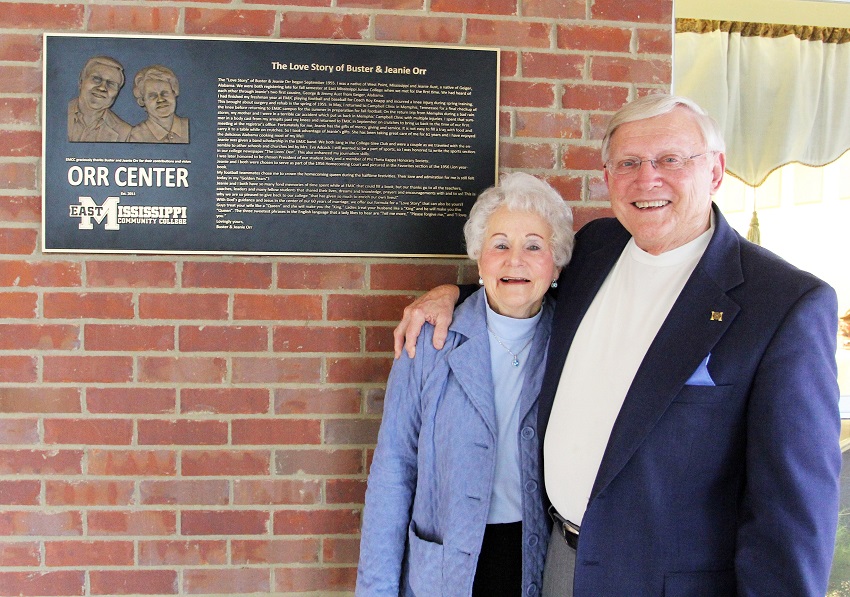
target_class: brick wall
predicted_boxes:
[0,1,671,595]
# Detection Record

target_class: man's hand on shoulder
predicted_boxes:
[393,284,461,359]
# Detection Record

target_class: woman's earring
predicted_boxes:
[478,277,484,285]
[551,280,558,288]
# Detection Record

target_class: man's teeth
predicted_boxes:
[635,200,668,209]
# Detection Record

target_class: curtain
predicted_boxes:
[674,19,850,187]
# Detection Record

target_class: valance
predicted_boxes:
[674,18,850,187]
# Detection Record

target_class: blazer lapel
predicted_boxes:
[589,206,745,499]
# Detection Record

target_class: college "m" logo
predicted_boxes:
[69,196,120,230]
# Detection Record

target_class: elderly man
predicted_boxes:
[68,56,132,142]
[393,94,841,596]
[128,65,189,144]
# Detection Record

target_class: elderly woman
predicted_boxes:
[128,65,189,143]
[357,172,575,597]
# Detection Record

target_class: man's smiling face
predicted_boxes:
[604,107,725,255]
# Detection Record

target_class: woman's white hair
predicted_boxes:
[463,172,575,267]
[601,93,726,162]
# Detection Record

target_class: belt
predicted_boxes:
[548,505,579,550]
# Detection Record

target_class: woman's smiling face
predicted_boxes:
[477,206,559,319]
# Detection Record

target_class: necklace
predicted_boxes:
[487,325,534,367]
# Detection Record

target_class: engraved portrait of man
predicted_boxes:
[68,56,132,142]
[128,65,189,144]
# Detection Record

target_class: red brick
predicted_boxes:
[86,324,175,352]
[370,263,460,291]
[45,540,134,566]
[590,56,670,86]
[638,27,673,55]
[140,480,229,506]
[591,0,672,23]
[138,539,227,566]
[275,448,364,475]
[0,418,38,444]
[467,19,549,48]
[0,480,40,505]
[431,0,517,15]
[374,14,463,43]
[562,144,603,171]
[523,0,584,18]
[137,419,228,446]
[500,51,519,78]
[327,294,416,322]
[0,540,39,565]
[0,291,36,317]
[0,510,82,536]
[0,195,40,222]
[339,0,422,6]
[139,293,228,320]
[273,325,360,353]
[43,356,133,383]
[326,357,392,384]
[573,206,615,230]
[44,418,133,446]
[231,538,319,565]
[279,11,370,39]
[323,417,382,444]
[181,388,270,415]
[562,83,630,111]
[588,175,611,202]
[182,510,269,535]
[0,356,37,383]
[88,5,180,33]
[232,419,322,445]
[500,80,555,108]
[87,510,176,536]
[0,323,78,350]
[183,261,272,289]
[0,260,80,287]
[232,356,322,384]
[499,141,557,169]
[365,388,386,415]
[521,52,584,80]
[183,568,270,595]
[185,8,276,36]
[87,449,177,476]
[182,450,271,476]
[45,480,134,506]
[515,111,582,139]
[557,23,632,52]
[244,0,330,4]
[233,479,321,505]
[86,261,176,288]
[0,130,40,158]
[274,509,361,535]
[233,294,322,320]
[89,570,177,595]
[87,388,176,415]
[274,566,358,593]
[274,388,361,415]
[324,537,361,564]
[179,325,267,352]
[0,3,85,29]
[0,571,84,596]
[44,292,134,319]
[0,66,41,95]
[542,174,583,204]
[326,479,367,504]
[138,356,227,384]
[0,450,82,475]
[0,35,41,63]
[365,325,394,353]
[277,262,365,290]
[0,387,80,414]
[0,227,36,253]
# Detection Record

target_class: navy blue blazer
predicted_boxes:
[537,204,841,596]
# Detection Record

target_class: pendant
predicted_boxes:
[512,356,520,367]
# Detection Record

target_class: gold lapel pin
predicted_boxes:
[710,311,723,321]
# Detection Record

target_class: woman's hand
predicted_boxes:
[393,284,460,359]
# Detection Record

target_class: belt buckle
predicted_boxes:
[548,505,579,549]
